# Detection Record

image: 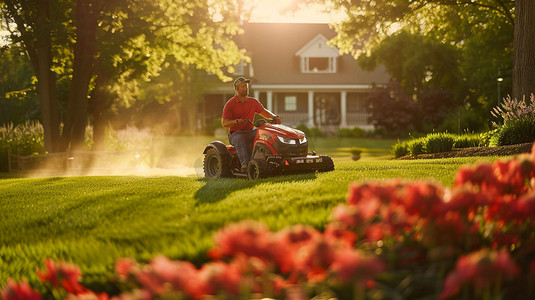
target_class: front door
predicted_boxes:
[314,94,340,126]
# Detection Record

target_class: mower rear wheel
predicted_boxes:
[318,155,334,172]
[203,148,231,178]
[247,158,270,180]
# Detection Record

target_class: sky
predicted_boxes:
[248,0,343,23]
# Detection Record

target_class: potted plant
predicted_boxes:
[350,147,362,161]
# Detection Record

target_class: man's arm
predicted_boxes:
[259,109,276,119]
[222,118,247,129]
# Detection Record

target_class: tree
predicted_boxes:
[318,0,521,130]
[1,0,68,152]
[513,0,535,100]
[1,0,246,151]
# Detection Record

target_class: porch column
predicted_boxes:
[308,91,314,127]
[254,90,260,101]
[340,91,347,128]
[267,91,273,112]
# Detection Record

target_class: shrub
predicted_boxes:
[453,133,481,149]
[478,129,498,147]
[407,138,425,156]
[492,116,535,146]
[392,140,409,158]
[295,125,323,138]
[425,132,455,154]
[337,127,367,138]
[491,93,535,126]
[0,121,45,171]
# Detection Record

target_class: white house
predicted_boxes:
[200,22,390,132]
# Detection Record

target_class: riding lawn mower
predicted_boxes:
[203,113,334,180]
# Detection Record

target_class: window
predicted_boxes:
[284,96,297,111]
[301,56,336,73]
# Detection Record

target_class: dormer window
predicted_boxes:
[302,57,336,73]
[296,34,340,74]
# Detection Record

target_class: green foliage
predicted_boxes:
[337,127,368,138]
[329,0,514,120]
[392,140,409,158]
[424,132,455,154]
[492,117,535,146]
[479,129,498,147]
[489,94,535,146]
[0,44,39,125]
[0,122,45,171]
[296,125,324,138]
[453,134,481,148]
[407,138,425,156]
[392,132,481,157]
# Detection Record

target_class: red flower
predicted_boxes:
[1,279,42,300]
[508,192,535,220]
[209,220,273,260]
[37,259,85,294]
[293,236,336,282]
[331,248,385,284]
[439,249,519,299]
[273,225,321,273]
[324,223,357,247]
[399,181,444,217]
[115,258,138,278]
[199,260,242,296]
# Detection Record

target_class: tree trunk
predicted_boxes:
[36,0,61,152]
[62,0,99,151]
[513,0,535,101]
[90,73,112,150]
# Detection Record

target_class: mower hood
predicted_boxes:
[262,124,305,139]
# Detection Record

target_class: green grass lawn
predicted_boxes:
[0,134,504,291]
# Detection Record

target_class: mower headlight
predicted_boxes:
[277,136,296,145]
[299,136,307,144]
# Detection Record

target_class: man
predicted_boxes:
[222,77,279,172]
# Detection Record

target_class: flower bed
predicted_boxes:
[3,144,535,299]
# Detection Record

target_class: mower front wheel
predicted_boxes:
[203,148,231,178]
[247,158,270,180]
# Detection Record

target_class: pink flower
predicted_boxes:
[1,279,42,300]
[209,220,273,260]
[331,248,384,284]
[37,259,85,294]
[115,258,138,278]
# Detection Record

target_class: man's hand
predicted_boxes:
[271,116,281,124]
[236,119,251,125]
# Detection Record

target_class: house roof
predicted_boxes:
[239,22,390,87]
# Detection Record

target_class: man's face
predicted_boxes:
[236,82,249,96]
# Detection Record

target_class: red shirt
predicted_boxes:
[223,95,266,133]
